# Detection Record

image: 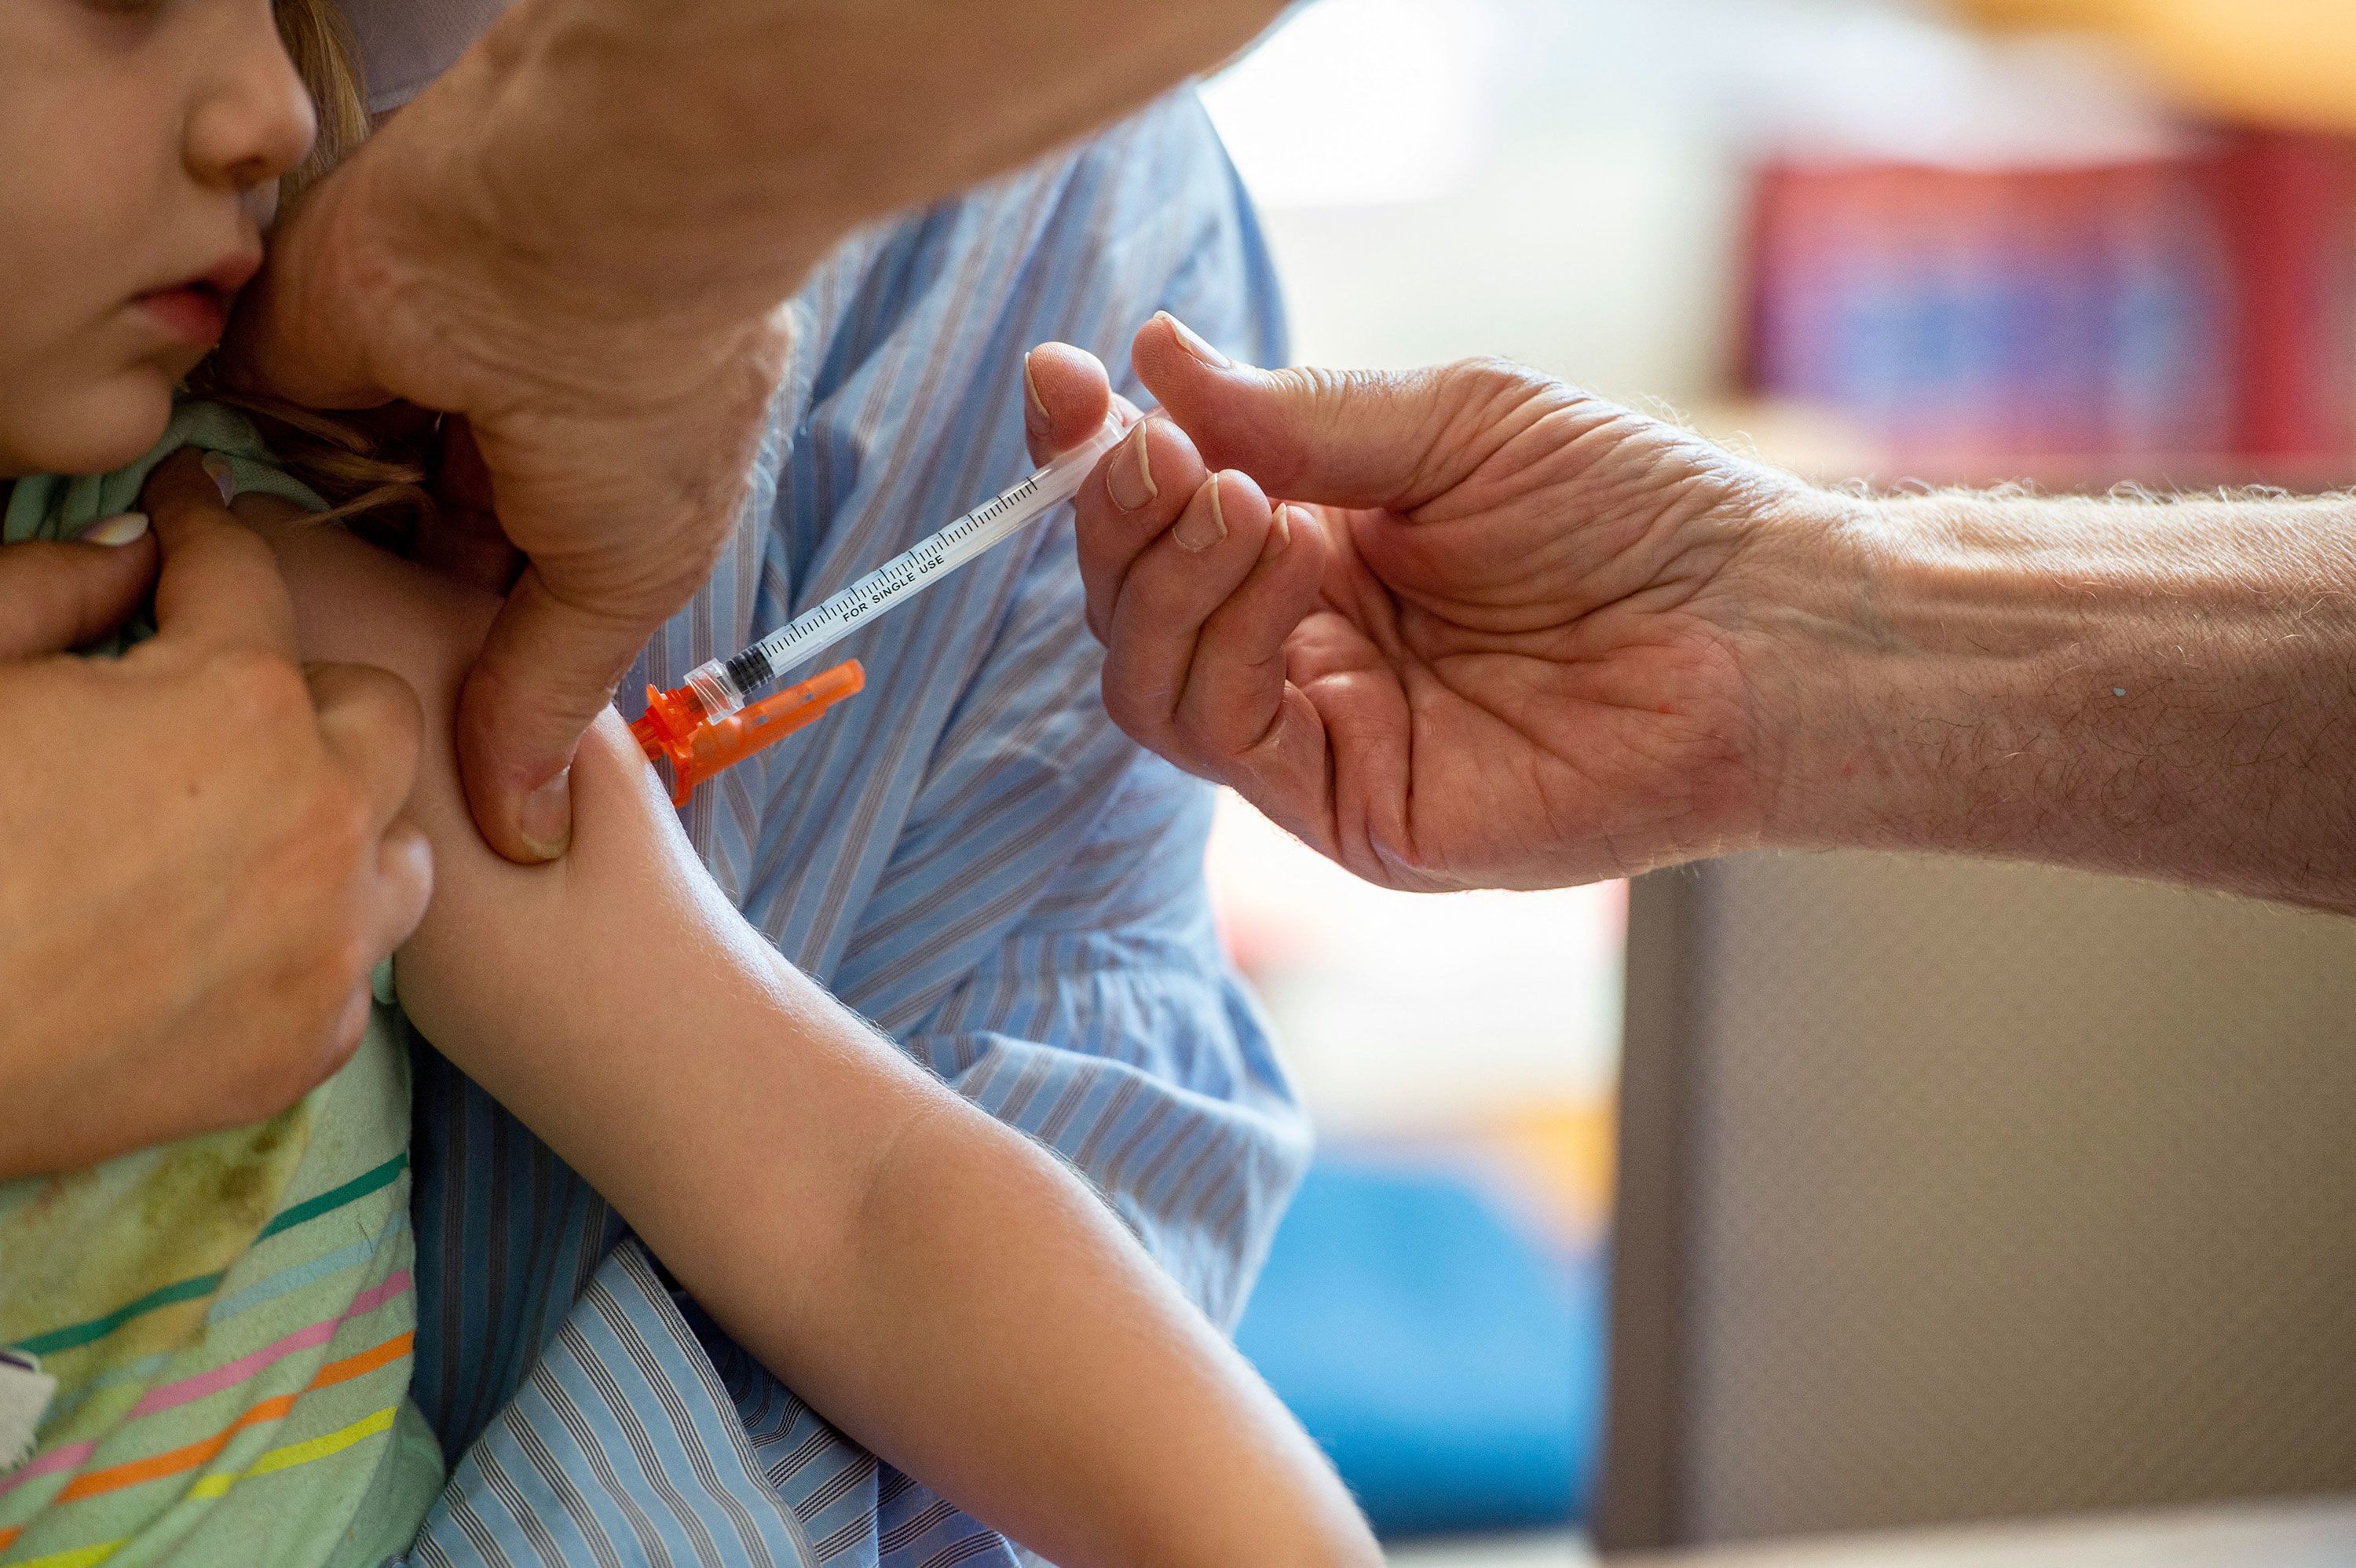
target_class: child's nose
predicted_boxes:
[185,11,318,197]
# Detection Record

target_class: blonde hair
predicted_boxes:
[273,0,371,202]
[192,0,433,536]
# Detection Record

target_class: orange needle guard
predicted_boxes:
[630,659,865,808]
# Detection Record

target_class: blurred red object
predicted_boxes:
[1740,130,2356,471]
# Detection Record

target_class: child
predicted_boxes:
[0,4,1377,1566]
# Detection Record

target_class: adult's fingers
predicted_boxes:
[305,660,426,836]
[1169,502,1329,765]
[413,417,523,594]
[1099,470,1279,761]
[141,450,304,660]
[454,567,651,861]
[1023,343,1137,468]
[306,660,434,970]
[1129,311,1494,511]
[1072,416,1212,644]
[0,524,159,660]
[370,817,435,966]
[447,320,777,864]
[215,163,391,411]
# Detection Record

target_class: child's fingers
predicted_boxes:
[0,525,159,660]
[1098,470,1278,766]
[1074,416,1211,645]
[140,450,304,660]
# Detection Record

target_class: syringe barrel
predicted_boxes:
[701,412,1132,713]
[948,413,1127,560]
[684,660,746,720]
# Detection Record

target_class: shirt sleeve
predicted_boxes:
[806,93,1307,1327]
[404,89,1304,1568]
[878,572,1312,1329]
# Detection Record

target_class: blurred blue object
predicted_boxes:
[1234,1147,1604,1538]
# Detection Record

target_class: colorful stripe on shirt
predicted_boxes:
[8,1154,406,1361]
[2,1402,404,1566]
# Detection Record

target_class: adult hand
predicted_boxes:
[224,0,1290,864]
[225,143,785,864]
[1025,320,1812,893]
[0,451,431,1179]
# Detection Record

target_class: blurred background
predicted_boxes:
[1189,2,2356,1563]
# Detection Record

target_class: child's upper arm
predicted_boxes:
[232,494,719,1056]
[232,492,690,905]
[236,494,915,1285]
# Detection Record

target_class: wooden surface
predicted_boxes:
[1614,1497,2356,1566]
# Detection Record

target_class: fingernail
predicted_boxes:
[1157,311,1232,369]
[518,767,573,860]
[1268,502,1293,551]
[1109,419,1158,512]
[1022,353,1051,436]
[84,511,150,547]
[201,452,236,504]
[1176,474,1230,554]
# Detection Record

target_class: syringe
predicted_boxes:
[630,411,1132,804]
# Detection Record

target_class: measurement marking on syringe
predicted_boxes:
[698,418,1125,716]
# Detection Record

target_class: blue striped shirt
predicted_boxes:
[396,91,1308,1567]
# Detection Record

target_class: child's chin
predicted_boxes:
[16,375,178,478]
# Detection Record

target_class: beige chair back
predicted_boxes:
[1599,851,2356,1552]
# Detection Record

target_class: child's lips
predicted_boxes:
[132,251,260,350]
[134,283,233,349]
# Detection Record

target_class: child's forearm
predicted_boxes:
[255,508,1375,1567]
[755,1065,1375,1568]
[433,835,1374,1568]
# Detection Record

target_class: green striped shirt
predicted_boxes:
[0,410,444,1567]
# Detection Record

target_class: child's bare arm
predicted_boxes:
[217,488,1375,1568]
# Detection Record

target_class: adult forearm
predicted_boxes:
[411,0,1286,322]
[1747,488,2356,908]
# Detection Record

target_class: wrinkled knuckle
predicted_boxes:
[1452,354,1567,411]
[1445,353,1524,390]
[1286,364,1358,404]
[1452,353,1527,385]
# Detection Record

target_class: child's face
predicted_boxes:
[0,0,316,478]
